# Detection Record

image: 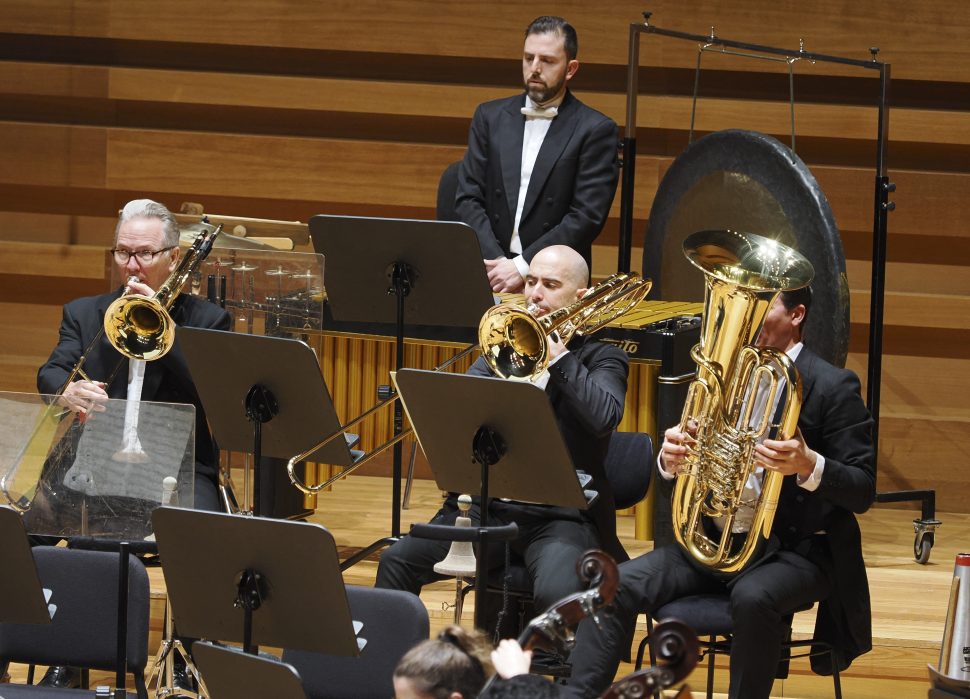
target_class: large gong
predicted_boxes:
[642,129,849,368]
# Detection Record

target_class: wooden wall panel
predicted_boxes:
[2,0,968,81]
[0,125,106,188]
[1,0,968,510]
[105,130,463,205]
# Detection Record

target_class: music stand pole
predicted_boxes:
[337,262,413,569]
[245,384,279,516]
[113,541,130,699]
[389,261,413,539]
[471,425,504,630]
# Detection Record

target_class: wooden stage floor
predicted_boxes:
[3,474,957,698]
[325,476,955,699]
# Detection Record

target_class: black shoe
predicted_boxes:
[530,648,572,678]
[38,666,81,688]
[172,663,197,693]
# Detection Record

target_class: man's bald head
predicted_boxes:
[524,245,590,316]
[530,245,589,290]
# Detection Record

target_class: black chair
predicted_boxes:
[0,546,151,698]
[436,161,462,221]
[484,431,655,642]
[281,585,429,699]
[636,593,842,699]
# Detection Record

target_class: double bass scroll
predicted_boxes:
[600,619,699,698]
[480,550,618,694]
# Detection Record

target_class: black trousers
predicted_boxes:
[563,542,832,699]
[375,497,600,614]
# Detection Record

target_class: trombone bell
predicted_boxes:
[104,296,176,361]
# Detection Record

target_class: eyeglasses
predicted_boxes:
[110,247,175,264]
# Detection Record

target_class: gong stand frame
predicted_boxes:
[618,11,938,559]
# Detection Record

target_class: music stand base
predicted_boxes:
[150,601,205,699]
[339,535,398,571]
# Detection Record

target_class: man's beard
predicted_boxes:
[525,73,565,105]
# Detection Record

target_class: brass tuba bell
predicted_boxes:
[671,230,814,575]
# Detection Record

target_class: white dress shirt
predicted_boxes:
[508,95,561,278]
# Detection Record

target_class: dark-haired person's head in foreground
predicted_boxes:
[393,626,493,699]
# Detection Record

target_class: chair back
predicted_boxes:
[282,585,429,699]
[0,546,150,673]
[436,161,462,221]
[605,431,653,510]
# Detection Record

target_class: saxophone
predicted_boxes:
[671,230,814,574]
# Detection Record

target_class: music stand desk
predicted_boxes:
[193,642,307,699]
[179,329,352,466]
[0,506,51,625]
[309,214,492,329]
[394,369,587,508]
[179,328,359,514]
[152,508,358,656]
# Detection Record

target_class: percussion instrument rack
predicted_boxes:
[618,11,938,562]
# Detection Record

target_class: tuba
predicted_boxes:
[671,230,813,574]
[286,272,652,494]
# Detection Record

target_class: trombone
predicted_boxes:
[0,226,221,511]
[286,272,652,494]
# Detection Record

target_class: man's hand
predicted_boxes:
[124,279,156,298]
[547,330,568,359]
[491,639,532,679]
[754,428,816,478]
[660,421,697,476]
[484,257,525,293]
[59,379,109,416]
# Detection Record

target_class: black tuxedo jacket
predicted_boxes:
[770,347,876,672]
[37,290,231,482]
[455,90,619,268]
[467,335,630,562]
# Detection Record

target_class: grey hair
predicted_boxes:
[115,199,180,247]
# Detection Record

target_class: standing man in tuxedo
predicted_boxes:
[456,15,619,293]
[375,245,629,614]
[563,287,877,699]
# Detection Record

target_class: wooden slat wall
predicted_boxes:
[1,0,968,509]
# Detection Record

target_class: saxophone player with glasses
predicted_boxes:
[563,286,876,699]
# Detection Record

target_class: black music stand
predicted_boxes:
[151,508,359,656]
[178,328,359,516]
[393,369,589,630]
[309,215,494,563]
[0,506,52,626]
[192,642,308,699]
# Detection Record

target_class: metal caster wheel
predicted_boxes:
[913,519,940,564]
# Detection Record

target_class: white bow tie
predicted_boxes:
[521,105,558,119]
